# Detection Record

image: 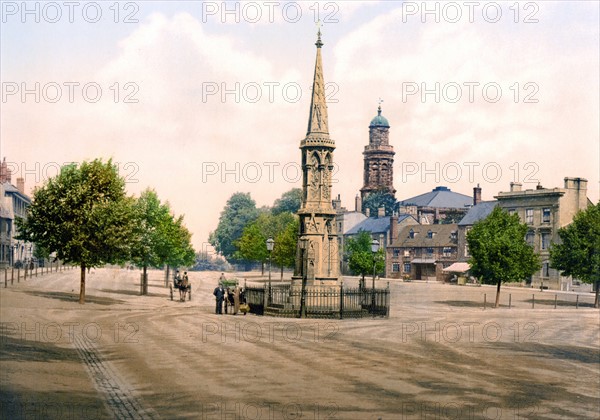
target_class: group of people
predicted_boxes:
[213,273,247,315]
[173,270,190,301]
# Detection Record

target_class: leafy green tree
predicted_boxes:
[363,189,396,217]
[467,206,540,307]
[130,189,195,292]
[236,212,295,274]
[209,192,259,261]
[130,189,172,293]
[272,215,299,279]
[550,202,600,308]
[16,159,135,304]
[272,188,302,215]
[344,230,385,287]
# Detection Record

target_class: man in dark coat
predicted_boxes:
[213,284,225,314]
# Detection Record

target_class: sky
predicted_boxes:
[1,0,599,252]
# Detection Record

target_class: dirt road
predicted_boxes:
[1,268,598,419]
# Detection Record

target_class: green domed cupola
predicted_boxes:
[369,105,390,128]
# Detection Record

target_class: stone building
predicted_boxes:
[0,158,33,268]
[494,178,590,290]
[397,186,472,224]
[359,105,396,207]
[386,223,459,281]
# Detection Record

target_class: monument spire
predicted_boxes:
[293,27,339,286]
[306,23,329,137]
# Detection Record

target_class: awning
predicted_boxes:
[443,262,470,273]
[411,258,436,264]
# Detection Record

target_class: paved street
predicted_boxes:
[1,268,598,419]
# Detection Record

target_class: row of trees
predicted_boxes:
[17,159,195,304]
[208,189,302,276]
[467,204,600,308]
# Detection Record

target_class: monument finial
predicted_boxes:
[315,20,323,48]
[378,98,384,115]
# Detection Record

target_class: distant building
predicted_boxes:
[494,178,591,290]
[0,157,33,268]
[343,212,418,276]
[397,186,472,224]
[360,105,396,208]
[387,223,459,281]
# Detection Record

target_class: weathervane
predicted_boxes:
[315,19,323,47]
[378,97,384,113]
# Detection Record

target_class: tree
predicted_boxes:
[272,215,299,279]
[16,159,135,304]
[363,189,396,217]
[344,231,385,287]
[130,189,195,292]
[550,202,600,308]
[272,188,302,215]
[209,192,259,261]
[467,206,540,308]
[235,212,296,275]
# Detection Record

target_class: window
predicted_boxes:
[508,209,516,216]
[526,209,534,225]
[403,250,410,257]
[541,232,551,250]
[443,247,453,257]
[542,262,550,277]
[450,231,457,241]
[409,229,414,239]
[526,231,534,246]
[542,208,551,223]
[426,247,434,256]
[392,263,401,273]
[393,249,401,258]
[427,230,434,238]
[404,263,411,273]
[464,244,470,257]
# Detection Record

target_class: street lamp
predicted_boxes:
[299,236,308,318]
[266,238,274,305]
[371,239,380,315]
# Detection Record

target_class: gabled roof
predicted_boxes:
[458,201,497,226]
[398,186,472,209]
[1,181,31,204]
[346,217,390,235]
[391,224,459,248]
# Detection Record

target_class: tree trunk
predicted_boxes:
[494,279,501,308]
[280,265,283,281]
[595,280,599,309]
[165,265,170,288]
[79,263,86,304]
[143,265,147,295]
[261,261,264,275]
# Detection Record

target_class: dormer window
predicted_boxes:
[427,230,433,238]
[409,229,415,239]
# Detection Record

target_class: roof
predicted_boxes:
[369,106,390,128]
[398,186,472,209]
[443,262,470,273]
[390,224,459,248]
[346,217,390,235]
[458,201,497,226]
[1,182,31,204]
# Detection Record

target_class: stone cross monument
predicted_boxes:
[292,29,339,286]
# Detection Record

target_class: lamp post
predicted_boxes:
[299,236,308,318]
[266,238,274,305]
[371,239,380,314]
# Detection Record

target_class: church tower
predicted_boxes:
[293,29,339,285]
[360,105,396,206]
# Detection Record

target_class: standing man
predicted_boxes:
[213,283,225,314]
[219,272,226,285]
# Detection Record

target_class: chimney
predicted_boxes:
[355,194,362,212]
[16,177,25,194]
[365,208,370,218]
[510,182,522,192]
[564,177,588,210]
[536,183,543,190]
[0,158,11,183]
[390,215,399,244]
[378,207,385,218]
[473,184,482,206]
